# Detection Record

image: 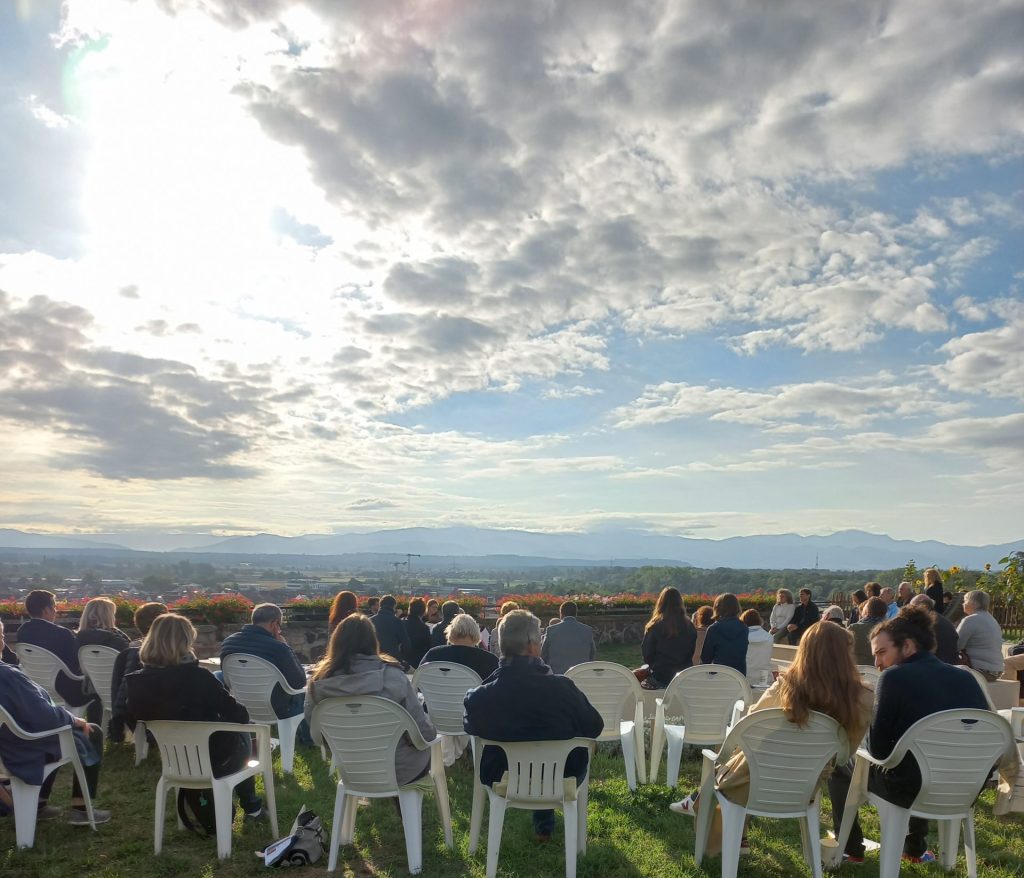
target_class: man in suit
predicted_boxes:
[14,590,96,719]
[464,610,602,842]
[831,606,990,864]
[369,594,412,666]
[540,601,596,674]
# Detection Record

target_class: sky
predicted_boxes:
[0,0,1022,548]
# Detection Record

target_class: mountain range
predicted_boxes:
[0,527,1018,571]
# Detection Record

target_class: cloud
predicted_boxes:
[541,385,604,400]
[935,318,1024,400]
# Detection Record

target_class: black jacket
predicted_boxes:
[641,618,697,685]
[404,616,433,668]
[463,655,603,786]
[931,612,960,665]
[371,608,411,665]
[701,616,748,676]
[788,601,821,643]
[15,617,91,707]
[421,644,499,682]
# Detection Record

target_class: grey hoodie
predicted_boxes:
[304,654,436,785]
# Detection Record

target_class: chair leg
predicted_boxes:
[798,814,812,866]
[328,785,346,871]
[719,801,746,878]
[805,806,824,878]
[633,703,647,785]
[564,800,578,878]
[650,703,665,782]
[262,769,279,837]
[398,790,424,875]
[938,818,960,871]
[134,721,149,766]
[10,777,41,849]
[213,786,235,860]
[431,756,454,848]
[964,810,977,878]
[620,725,637,791]
[154,779,166,854]
[693,758,717,865]
[485,794,507,878]
[875,801,911,878]
[578,779,589,855]
[665,733,683,789]
[469,776,486,855]
[278,718,296,775]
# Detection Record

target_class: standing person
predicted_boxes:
[421,614,499,681]
[701,593,748,676]
[76,597,131,651]
[220,603,308,723]
[671,622,873,858]
[16,590,97,720]
[430,600,462,648]
[742,609,773,686]
[923,569,945,614]
[909,594,959,665]
[847,589,868,625]
[463,610,603,843]
[833,607,992,864]
[769,590,796,644]
[403,598,433,669]
[640,587,697,690]
[786,588,821,645]
[691,606,714,666]
[540,601,596,674]
[0,619,112,825]
[125,614,265,819]
[328,591,357,633]
[305,615,436,786]
[849,597,887,666]
[110,602,168,741]
[370,595,411,666]
[956,590,1005,681]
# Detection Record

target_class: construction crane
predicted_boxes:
[406,553,422,579]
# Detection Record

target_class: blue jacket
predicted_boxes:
[220,624,306,718]
[371,608,411,665]
[0,663,76,785]
[463,655,603,787]
[701,616,748,676]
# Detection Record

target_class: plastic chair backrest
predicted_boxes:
[78,645,120,709]
[565,662,640,740]
[897,709,1013,815]
[723,708,841,814]
[146,720,219,783]
[312,696,423,795]
[663,664,752,743]
[479,737,593,806]
[222,654,289,723]
[413,662,482,736]
[14,643,79,704]
[956,666,998,710]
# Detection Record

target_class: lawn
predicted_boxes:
[3,644,1022,877]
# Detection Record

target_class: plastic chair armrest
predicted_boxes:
[853,746,892,769]
[13,721,74,741]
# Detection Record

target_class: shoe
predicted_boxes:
[68,807,111,826]
[244,807,266,823]
[739,836,750,855]
[903,850,936,864]
[669,794,697,816]
[36,805,62,821]
[843,854,865,864]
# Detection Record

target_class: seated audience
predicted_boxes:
[864,581,882,599]
[403,598,433,669]
[370,595,412,666]
[909,594,959,665]
[701,593,748,676]
[692,605,714,666]
[364,596,381,617]
[896,580,915,608]
[822,605,847,625]
[220,603,307,720]
[421,613,499,681]
[328,590,358,633]
[787,588,821,645]
[847,589,868,625]
[849,597,887,666]
[125,614,264,819]
[76,597,130,651]
[489,601,519,659]
[742,609,774,686]
[110,601,167,741]
[463,609,603,843]
[305,614,436,786]
[769,589,796,643]
[956,589,1004,681]
[425,599,442,627]
[0,618,111,825]
[430,600,462,649]
[671,621,872,858]
[640,587,698,689]
[541,601,596,674]
[880,587,899,619]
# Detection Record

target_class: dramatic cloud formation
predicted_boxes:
[0,0,1020,545]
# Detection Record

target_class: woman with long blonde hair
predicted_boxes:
[76,596,130,652]
[670,621,872,856]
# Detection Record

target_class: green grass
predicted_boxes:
[3,643,1021,877]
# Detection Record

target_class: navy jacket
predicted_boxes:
[0,662,76,785]
[421,644,498,682]
[931,612,960,665]
[404,616,433,668]
[788,601,821,642]
[868,651,988,800]
[701,616,748,676]
[371,608,412,665]
[15,617,92,707]
[220,624,306,718]
[463,655,603,787]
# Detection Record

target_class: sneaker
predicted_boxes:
[842,854,865,864]
[244,807,266,822]
[36,805,62,821]
[68,807,111,826]
[669,794,698,816]
[903,850,936,864]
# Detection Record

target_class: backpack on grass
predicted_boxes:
[177,787,237,838]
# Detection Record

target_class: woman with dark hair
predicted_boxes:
[692,605,714,666]
[848,589,868,625]
[700,593,748,675]
[328,591,358,632]
[404,597,433,668]
[672,622,873,857]
[640,587,698,689]
[304,614,436,786]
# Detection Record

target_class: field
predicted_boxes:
[3,644,1022,877]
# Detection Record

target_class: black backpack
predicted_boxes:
[177,787,237,838]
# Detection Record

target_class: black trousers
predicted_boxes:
[40,725,103,804]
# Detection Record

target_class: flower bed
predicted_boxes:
[496,591,778,619]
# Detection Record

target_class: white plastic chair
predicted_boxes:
[694,708,843,878]
[650,664,752,786]
[413,661,482,776]
[78,645,120,735]
[835,709,1015,878]
[146,719,279,860]
[0,703,97,847]
[565,661,647,790]
[474,737,594,878]
[14,643,89,717]
[957,665,999,710]
[221,653,306,774]
[311,695,453,874]
[856,665,881,689]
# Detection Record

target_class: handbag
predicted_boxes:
[259,806,326,867]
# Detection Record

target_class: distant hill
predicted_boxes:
[0,526,1016,570]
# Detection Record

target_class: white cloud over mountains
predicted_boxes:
[0,0,1021,544]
